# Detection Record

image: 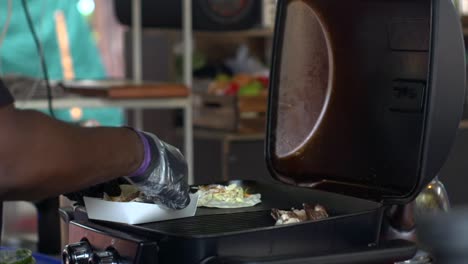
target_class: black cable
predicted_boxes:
[21,0,55,117]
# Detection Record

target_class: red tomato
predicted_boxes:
[224,82,240,96]
[256,76,269,88]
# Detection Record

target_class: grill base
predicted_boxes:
[71,181,386,263]
[141,210,275,237]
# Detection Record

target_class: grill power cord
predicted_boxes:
[21,0,55,118]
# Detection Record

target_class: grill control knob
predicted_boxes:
[62,240,93,264]
[90,249,121,264]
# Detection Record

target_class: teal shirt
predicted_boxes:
[0,0,105,79]
[0,0,124,126]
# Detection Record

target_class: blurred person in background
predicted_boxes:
[0,0,124,125]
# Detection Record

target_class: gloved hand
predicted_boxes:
[126,130,191,210]
[64,178,123,206]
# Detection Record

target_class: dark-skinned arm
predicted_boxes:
[0,104,143,201]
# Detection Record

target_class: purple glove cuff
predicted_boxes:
[128,128,152,178]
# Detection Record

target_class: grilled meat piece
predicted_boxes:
[303,203,329,221]
[272,204,329,226]
[271,208,303,225]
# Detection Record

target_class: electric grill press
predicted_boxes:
[62,0,466,263]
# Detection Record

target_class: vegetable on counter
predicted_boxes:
[238,81,264,96]
[207,74,269,96]
[0,249,35,264]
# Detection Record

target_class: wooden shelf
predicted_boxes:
[463,28,468,36]
[461,15,468,36]
[15,96,190,110]
[462,15,468,26]
[194,129,265,141]
[459,120,468,129]
[194,28,274,38]
[141,27,274,38]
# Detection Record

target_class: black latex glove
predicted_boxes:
[127,132,190,210]
[63,178,123,206]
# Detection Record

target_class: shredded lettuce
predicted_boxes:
[197,184,261,208]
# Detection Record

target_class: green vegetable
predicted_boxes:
[175,51,206,78]
[193,52,206,70]
[0,249,35,264]
[237,81,263,96]
[215,74,231,82]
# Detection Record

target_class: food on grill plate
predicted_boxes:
[271,204,329,225]
[103,184,144,203]
[196,184,261,208]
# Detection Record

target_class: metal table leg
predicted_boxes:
[184,102,194,185]
[133,109,144,131]
[183,0,193,184]
[35,197,61,255]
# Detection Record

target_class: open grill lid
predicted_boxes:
[266,0,466,204]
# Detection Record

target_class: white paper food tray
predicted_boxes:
[83,193,198,225]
